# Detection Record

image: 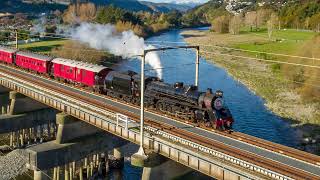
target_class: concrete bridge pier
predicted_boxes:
[0,85,10,114]
[0,93,9,114]
[109,147,124,169]
[132,152,193,180]
[34,170,50,180]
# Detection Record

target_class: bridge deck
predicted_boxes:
[0,64,320,177]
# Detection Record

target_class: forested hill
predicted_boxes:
[184,0,320,30]
[140,1,193,12]
[0,0,194,14]
[91,0,152,12]
[0,0,67,14]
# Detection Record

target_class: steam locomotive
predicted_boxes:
[0,46,234,131]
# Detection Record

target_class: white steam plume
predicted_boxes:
[71,23,163,78]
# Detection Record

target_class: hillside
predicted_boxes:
[185,0,320,30]
[140,1,193,12]
[0,0,67,14]
[91,0,152,12]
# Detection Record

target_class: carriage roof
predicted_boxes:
[52,58,108,73]
[0,46,18,53]
[16,51,53,62]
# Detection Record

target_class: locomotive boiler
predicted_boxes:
[103,70,234,130]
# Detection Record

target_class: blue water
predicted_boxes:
[111,28,300,179]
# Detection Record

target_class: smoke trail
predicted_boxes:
[30,15,47,35]
[71,23,163,78]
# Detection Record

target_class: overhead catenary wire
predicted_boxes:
[212,58,320,88]
[146,40,320,62]
[7,30,320,66]
[4,30,320,63]
[200,50,320,69]
[211,55,320,81]
[3,30,320,82]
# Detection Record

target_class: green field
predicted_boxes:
[18,39,68,54]
[234,28,318,55]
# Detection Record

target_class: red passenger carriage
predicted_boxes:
[0,46,17,64]
[51,58,110,89]
[15,52,53,74]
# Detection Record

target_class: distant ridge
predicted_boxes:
[140,1,194,12]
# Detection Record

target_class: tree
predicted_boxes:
[212,15,230,33]
[267,20,273,40]
[165,10,182,27]
[256,9,272,29]
[267,13,278,40]
[245,11,257,31]
[229,15,242,35]
[309,13,320,32]
[63,3,96,24]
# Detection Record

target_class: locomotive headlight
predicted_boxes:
[215,90,223,97]
[214,98,224,110]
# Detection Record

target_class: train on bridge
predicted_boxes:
[0,46,234,131]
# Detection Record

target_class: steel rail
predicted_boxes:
[0,65,319,179]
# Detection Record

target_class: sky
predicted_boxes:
[143,0,209,4]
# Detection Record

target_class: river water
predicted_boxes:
[111,28,300,179]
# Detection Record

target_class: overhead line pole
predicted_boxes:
[14,29,18,49]
[137,50,146,157]
[133,45,200,159]
[195,46,200,87]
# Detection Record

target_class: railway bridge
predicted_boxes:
[0,63,320,180]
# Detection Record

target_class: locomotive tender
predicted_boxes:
[0,46,234,131]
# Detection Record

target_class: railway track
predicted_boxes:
[3,64,318,167]
[0,64,320,179]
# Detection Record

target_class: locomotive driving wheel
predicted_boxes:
[156,101,165,112]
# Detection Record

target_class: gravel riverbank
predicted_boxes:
[0,149,28,180]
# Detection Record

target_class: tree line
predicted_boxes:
[62,3,195,37]
[204,1,320,34]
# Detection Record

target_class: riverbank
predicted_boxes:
[182,29,320,154]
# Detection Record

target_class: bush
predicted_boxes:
[115,21,146,37]
[271,63,281,73]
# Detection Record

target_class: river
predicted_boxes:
[110,27,300,179]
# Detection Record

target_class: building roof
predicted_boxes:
[0,46,18,53]
[16,51,53,62]
[52,58,108,73]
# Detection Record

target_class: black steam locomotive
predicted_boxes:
[103,70,234,131]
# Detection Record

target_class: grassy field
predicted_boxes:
[18,39,69,54]
[234,28,317,55]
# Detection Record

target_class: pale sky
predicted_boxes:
[142,0,209,4]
